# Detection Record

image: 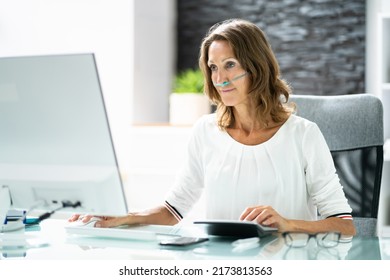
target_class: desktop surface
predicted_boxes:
[0,219,389,260]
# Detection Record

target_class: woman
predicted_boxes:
[70,19,356,236]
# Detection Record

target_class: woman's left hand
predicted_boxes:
[239,205,290,232]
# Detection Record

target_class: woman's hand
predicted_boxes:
[67,213,135,228]
[68,205,179,228]
[239,205,290,232]
[68,213,93,223]
[239,206,356,235]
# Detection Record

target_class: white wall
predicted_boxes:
[133,0,176,124]
[0,0,134,188]
[366,0,390,94]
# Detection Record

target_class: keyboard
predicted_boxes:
[64,224,183,241]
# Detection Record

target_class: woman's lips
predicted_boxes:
[221,88,235,93]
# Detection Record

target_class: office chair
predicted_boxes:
[289,94,384,237]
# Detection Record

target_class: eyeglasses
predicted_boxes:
[282,232,341,248]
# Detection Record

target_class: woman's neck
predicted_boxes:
[232,105,268,135]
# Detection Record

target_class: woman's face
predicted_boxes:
[207,40,250,107]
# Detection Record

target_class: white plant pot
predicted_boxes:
[169,93,211,125]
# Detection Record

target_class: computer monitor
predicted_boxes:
[0,53,128,217]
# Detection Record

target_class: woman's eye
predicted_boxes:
[226,61,236,69]
[209,65,217,71]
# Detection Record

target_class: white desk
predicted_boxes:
[1,219,390,260]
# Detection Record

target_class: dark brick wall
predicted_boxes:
[176,0,365,95]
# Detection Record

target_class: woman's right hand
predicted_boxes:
[67,213,136,228]
[68,205,177,228]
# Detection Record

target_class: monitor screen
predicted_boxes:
[0,53,128,216]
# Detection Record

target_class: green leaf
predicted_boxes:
[173,68,204,94]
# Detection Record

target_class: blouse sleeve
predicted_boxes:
[164,120,205,220]
[302,123,353,219]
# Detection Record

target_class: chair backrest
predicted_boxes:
[289,94,384,236]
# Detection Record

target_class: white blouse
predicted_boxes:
[165,113,352,221]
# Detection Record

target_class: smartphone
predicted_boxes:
[159,236,209,246]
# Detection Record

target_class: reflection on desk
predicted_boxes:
[0,219,389,260]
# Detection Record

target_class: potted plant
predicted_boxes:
[169,68,211,125]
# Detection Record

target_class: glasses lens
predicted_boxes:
[316,232,340,248]
[284,233,310,248]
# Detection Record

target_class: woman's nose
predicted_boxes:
[214,70,227,84]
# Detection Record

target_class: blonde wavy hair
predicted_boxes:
[199,19,293,130]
